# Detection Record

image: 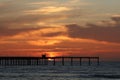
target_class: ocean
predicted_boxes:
[0,61,120,80]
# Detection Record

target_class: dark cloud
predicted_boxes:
[0,27,41,37]
[41,32,65,37]
[66,16,120,43]
[111,15,120,23]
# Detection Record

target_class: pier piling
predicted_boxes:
[88,58,91,66]
[71,57,73,66]
[62,57,64,66]
[53,58,56,66]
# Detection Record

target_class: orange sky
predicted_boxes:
[0,0,120,61]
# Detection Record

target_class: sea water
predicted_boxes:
[0,61,120,80]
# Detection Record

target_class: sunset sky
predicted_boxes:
[0,0,120,61]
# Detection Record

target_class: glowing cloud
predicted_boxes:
[27,40,61,46]
[24,6,71,14]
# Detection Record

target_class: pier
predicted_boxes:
[48,56,99,66]
[0,55,99,66]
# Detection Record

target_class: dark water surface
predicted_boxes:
[0,61,120,80]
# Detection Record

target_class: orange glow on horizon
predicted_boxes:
[46,52,60,57]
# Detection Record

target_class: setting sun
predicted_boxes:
[48,58,53,61]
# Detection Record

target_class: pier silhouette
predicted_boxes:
[0,55,99,66]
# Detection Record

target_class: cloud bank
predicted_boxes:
[66,16,120,43]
